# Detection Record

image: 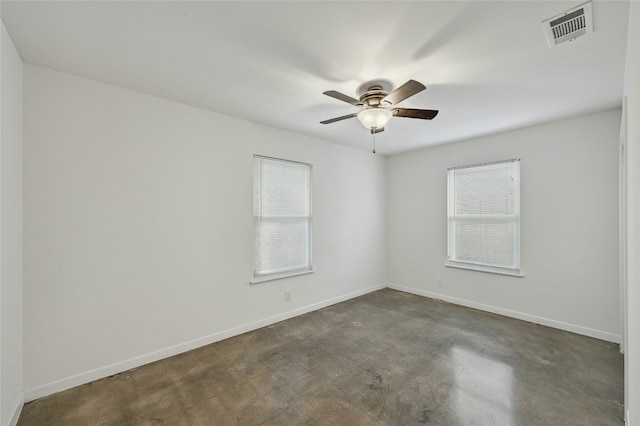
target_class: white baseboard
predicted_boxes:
[23,283,386,403]
[388,283,621,343]
[9,396,24,426]
[23,282,618,405]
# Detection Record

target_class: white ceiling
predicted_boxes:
[1,1,630,155]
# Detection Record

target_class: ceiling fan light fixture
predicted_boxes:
[357,108,392,130]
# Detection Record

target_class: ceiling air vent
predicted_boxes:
[542,2,593,47]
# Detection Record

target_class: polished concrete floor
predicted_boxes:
[18,289,624,425]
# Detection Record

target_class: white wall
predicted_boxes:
[22,65,387,398]
[623,2,640,424]
[387,110,621,342]
[0,22,24,426]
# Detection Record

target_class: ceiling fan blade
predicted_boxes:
[320,113,358,124]
[393,108,439,120]
[323,90,361,106]
[383,80,426,105]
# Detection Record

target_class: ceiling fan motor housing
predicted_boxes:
[359,85,391,108]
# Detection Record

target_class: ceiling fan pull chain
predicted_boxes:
[372,130,376,154]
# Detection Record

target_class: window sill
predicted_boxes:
[445,262,524,277]
[250,269,315,284]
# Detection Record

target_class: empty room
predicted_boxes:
[1,1,639,425]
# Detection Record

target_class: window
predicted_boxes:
[253,155,312,282]
[447,159,521,276]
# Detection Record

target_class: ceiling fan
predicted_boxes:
[320,79,439,134]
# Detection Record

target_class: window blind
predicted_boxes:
[253,155,312,278]
[447,160,520,272]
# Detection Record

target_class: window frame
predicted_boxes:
[446,159,523,277]
[251,155,313,284]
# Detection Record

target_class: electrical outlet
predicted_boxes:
[437,276,444,287]
[285,291,291,302]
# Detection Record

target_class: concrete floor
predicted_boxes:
[18,289,624,425]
